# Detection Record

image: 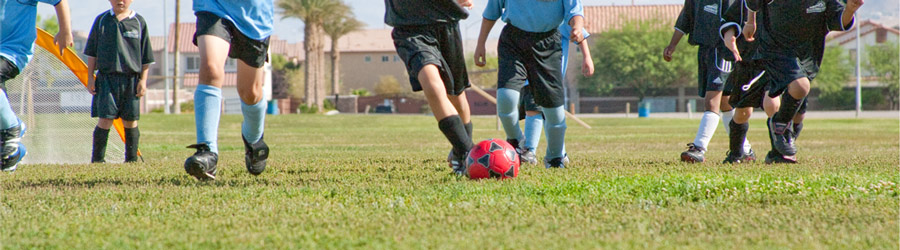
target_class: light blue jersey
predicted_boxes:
[0,0,62,71]
[483,0,583,33]
[194,0,274,40]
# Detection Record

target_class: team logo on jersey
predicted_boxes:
[806,0,826,13]
[123,30,140,39]
[704,4,718,14]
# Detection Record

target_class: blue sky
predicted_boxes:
[39,0,897,43]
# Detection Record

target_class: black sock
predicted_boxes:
[438,115,474,156]
[124,127,139,162]
[773,94,804,124]
[464,122,473,141]
[793,122,803,138]
[92,127,110,163]
[766,117,776,150]
[729,120,749,155]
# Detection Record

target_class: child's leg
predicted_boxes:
[420,65,473,156]
[497,88,524,143]
[523,110,543,151]
[236,60,266,145]
[193,35,230,153]
[693,90,723,150]
[727,107,752,157]
[720,95,752,154]
[92,118,114,163]
[0,89,18,130]
[770,78,809,155]
[123,120,139,162]
[541,105,566,159]
[447,92,472,139]
[792,99,807,139]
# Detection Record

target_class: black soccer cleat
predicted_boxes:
[447,149,468,175]
[520,148,538,165]
[184,143,218,180]
[1,120,26,172]
[243,135,269,176]
[722,149,757,164]
[506,138,524,154]
[764,150,797,164]
[544,155,569,168]
[680,143,705,163]
[768,119,797,156]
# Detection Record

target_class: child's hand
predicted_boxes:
[474,44,487,67]
[582,55,594,77]
[457,0,473,9]
[742,22,756,42]
[570,27,584,45]
[54,31,73,55]
[87,77,96,95]
[663,45,676,62]
[724,33,742,62]
[846,0,863,10]
[136,80,146,98]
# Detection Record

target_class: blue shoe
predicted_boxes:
[1,120,26,172]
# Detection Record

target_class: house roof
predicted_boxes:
[827,20,900,45]
[583,5,683,34]
[150,36,166,52]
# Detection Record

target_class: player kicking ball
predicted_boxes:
[664,0,752,163]
[475,0,585,168]
[0,0,72,171]
[185,0,273,180]
[85,0,154,163]
[384,0,476,174]
[740,0,862,163]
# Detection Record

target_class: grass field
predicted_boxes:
[1,114,897,249]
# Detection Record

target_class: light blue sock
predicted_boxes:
[523,113,543,151]
[0,89,19,130]
[542,105,567,159]
[194,85,221,153]
[496,88,523,141]
[241,99,266,144]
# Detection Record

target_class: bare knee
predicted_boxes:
[733,107,752,123]
[97,118,114,129]
[525,110,541,116]
[199,63,225,86]
[720,96,733,112]
[704,91,722,112]
[238,84,263,104]
[123,120,138,128]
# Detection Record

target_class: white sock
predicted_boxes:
[693,111,720,149]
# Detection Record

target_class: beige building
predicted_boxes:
[825,20,900,80]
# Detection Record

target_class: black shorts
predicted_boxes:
[497,25,564,108]
[697,46,731,97]
[759,53,813,98]
[193,11,270,68]
[726,60,767,109]
[92,73,141,121]
[0,57,20,91]
[391,22,470,96]
[517,88,541,120]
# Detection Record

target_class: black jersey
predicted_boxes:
[83,10,155,74]
[748,0,852,68]
[384,0,469,27]
[719,0,759,61]
[674,0,727,47]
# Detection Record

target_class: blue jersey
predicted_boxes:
[483,0,583,33]
[193,0,274,40]
[0,0,62,71]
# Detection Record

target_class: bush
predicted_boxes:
[180,100,194,113]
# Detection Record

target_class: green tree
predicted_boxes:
[815,45,853,99]
[466,53,499,89]
[36,14,59,35]
[866,42,899,109]
[374,75,403,96]
[278,0,347,112]
[323,6,363,95]
[580,19,696,100]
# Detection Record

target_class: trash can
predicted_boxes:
[266,99,279,115]
[638,100,651,118]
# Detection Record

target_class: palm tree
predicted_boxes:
[277,0,346,111]
[323,10,363,95]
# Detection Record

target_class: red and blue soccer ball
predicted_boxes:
[465,139,520,179]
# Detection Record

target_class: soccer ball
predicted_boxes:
[465,139,520,179]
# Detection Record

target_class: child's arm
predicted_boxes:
[832,0,863,31]
[665,0,693,62]
[722,29,741,62]
[742,10,756,41]
[568,15,585,44]
[474,18,496,67]
[137,64,149,97]
[86,56,97,94]
[52,0,73,55]
[578,40,593,77]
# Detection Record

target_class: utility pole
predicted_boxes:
[855,23,862,118]
[173,0,181,114]
[163,0,170,114]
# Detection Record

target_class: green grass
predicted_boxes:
[2,114,897,249]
